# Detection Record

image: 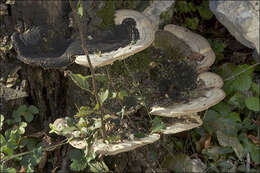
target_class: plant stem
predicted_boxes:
[69,0,106,139]
[123,60,152,120]
[1,139,67,164]
[224,63,259,81]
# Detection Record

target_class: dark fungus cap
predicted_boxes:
[11,26,76,69]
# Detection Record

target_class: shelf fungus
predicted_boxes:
[52,24,225,155]
[74,9,155,68]
[164,25,216,72]
[11,26,76,68]
[149,25,225,122]
[52,118,160,155]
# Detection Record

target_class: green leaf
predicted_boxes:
[212,102,231,116]
[67,71,90,91]
[70,158,88,171]
[216,63,235,79]
[216,131,245,160]
[203,110,221,134]
[239,133,260,164]
[1,144,14,155]
[231,74,252,91]
[69,149,84,160]
[0,165,16,173]
[21,147,43,170]
[12,110,21,123]
[197,2,213,20]
[202,146,233,161]
[251,82,259,95]
[98,89,109,105]
[118,90,128,100]
[151,117,165,133]
[77,1,84,17]
[28,105,39,114]
[0,134,6,146]
[18,122,27,134]
[69,149,88,171]
[245,96,259,111]
[185,17,199,30]
[225,112,241,122]
[208,39,225,54]
[228,92,245,108]
[162,153,200,172]
[0,114,4,130]
[16,105,27,115]
[75,106,94,118]
[23,111,34,123]
[231,64,255,77]
[20,138,37,150]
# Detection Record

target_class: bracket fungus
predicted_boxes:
[11,26,77,68]
[149,25,225,118]
[74,9,155,68]
[52,117,160,155]
[52,24,225,155]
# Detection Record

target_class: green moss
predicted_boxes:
[109,47,154,76]
[96,1,116,29]
[96,0,148,30]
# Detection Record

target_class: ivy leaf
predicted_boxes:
[12,111,21,123]
[231,73,252,91]
[16,105,27,115]
[245,96,259,111]
[28,105,39,115]
[23,111,34,123]
[228,92,245,109]
[212,102,231,116]
[21,147,43,171]
[69,149,88,171]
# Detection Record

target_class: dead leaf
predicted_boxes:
[29,131,46,138]
[248,134,260,146]
[196,133,211,152]
[51,167,59,173]
[204,133,212,149]
[18,165,26,173]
